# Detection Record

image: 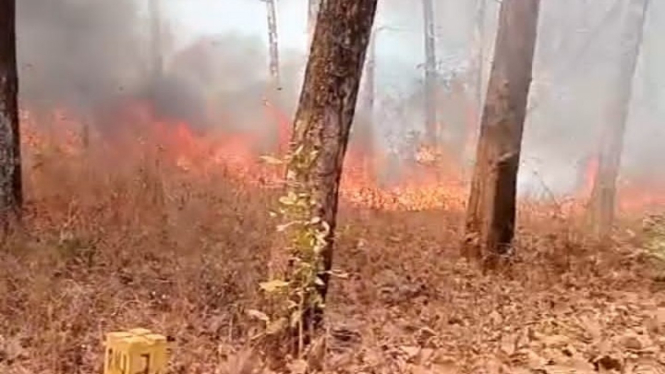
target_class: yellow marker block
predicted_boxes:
[104,328,168,374]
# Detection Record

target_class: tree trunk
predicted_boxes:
[461,0,487,169]
[589,0,649,240]
[283,0,377,342]
[264,0,281,90]
[0,0,22,227]
[422,0,438,145]
[362,30,376,121]
[473,0,487,115]
[359,28,376,178]
[463,0,540,267]
[149,0,163,80]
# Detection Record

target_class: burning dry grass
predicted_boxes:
[2,119,665,373]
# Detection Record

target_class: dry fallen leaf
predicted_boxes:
[541,335,571,348]
[593,354,624,372]
[286,359,308,374]
[400,346,421,362]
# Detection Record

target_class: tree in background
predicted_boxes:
[463,0,540,268]
[149,0,164,81]
[263,0,281,90]
[463,0,487,161]
[263,0,377,359]
[353,26,377,180]
[472,0,487,115]
[0,0,22,228]
[422,0,438,146]
[589,0,650,239]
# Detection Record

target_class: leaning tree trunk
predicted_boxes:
[0,0,22,229]
[589,0,649,240]
[269,0,377,356]
[463,0,540,268]
[422,0,438,146]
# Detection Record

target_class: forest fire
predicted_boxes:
[5,0,665,372]
[579,153,665,215]
[17,101,665,214]
[17,100,473,212]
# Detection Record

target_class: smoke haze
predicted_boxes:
[14,0,665,197]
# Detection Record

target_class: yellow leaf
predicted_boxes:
[278,191,298,205]
[259,280,289,293]
[266,317,288,335]
[277,221,298,232]
[259,155,283,165]
[290,309,302,328]
[246,309,270,322]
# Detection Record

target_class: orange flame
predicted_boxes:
[18,99,665,214]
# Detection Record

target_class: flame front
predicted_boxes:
[18,101,665,214]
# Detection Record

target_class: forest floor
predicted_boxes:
[2,157,665,374]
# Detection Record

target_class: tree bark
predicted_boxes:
[0,0,22,227]
[149,0,163,80]
[362,30,376,121]
[589,0,649,240]
[422,0,438,145]
[264,0,281,90]
[286,0,377,332]
[463,0,540,267]
[473,0,487,116]
[358,28,376,178]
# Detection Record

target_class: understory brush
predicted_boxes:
[1,145,664,373]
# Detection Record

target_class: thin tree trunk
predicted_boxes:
[463,0,540,268]
[0,0,22,227]
[473,0,487,115]
[284,0,377,339]
[462,0,487,168]
[422,0,438,145]
[363,30,376,122]
[360,28,376,177]
[265,0,281,90]
[149,0,163,80]
[590,0,649,240]
[526,0,623,114]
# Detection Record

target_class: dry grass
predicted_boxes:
[2,135,665,374]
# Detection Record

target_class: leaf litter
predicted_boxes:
[2,198,665,373]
